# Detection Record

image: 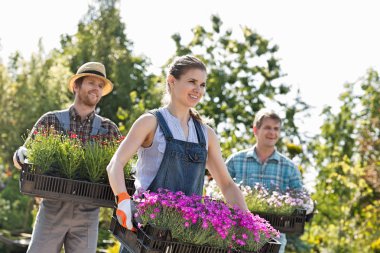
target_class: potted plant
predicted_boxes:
[110,189,281,253]
[19,127,135,207]
[205,181,314,234]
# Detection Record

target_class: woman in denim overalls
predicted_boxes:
[107,55,248,252]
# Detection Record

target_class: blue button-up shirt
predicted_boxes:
[226,146,302,191]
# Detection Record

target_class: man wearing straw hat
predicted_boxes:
[13,62,121,253]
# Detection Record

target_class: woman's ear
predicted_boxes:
[167,75,176,88]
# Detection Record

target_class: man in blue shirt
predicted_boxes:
[226,108,303,253]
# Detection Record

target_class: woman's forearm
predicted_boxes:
[106,157,128,195]
[222,181,248,211]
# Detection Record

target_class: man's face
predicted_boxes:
[254,118,281,149]
[74,76,105,106]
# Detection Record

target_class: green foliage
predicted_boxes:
[168,15,308,159]
[372,237,380,253]
[307,69,380,253]
[97,207,117,251]
[59,0,162,132]
[0,47,71,234]
[0,174,34,231]
[82,138,131,182]
[26,129,61,174]
[56,135,83,179]
[286,234,312,253]
[27,129,128,182]
[0,49,72,167]
[2,3,379,251]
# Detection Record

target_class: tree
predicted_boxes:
[168,15,308,160]
[357,70,380,198]
[307,69,380,253]
[0,44,72,232]
[59,0,161,132]
[0,45,72,166]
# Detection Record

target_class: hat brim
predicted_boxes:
[68,73,113,96]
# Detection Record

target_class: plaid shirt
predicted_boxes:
[27,106,121,143]
[226,146,302,191]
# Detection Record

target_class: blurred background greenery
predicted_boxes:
[0,0,379,252]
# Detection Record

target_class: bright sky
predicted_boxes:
[1,0,380,136]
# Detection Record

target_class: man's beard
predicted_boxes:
[79,92,100,107]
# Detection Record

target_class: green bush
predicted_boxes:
[0,174,34,232]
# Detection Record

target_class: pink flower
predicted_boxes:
[201,222,209,229]
[134,189,278,251]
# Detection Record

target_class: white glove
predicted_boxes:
[116,192,134,230]
[305,198,315,215]
[13,146,28,169]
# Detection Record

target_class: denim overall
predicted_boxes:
[27,109,107,253]
[55,109,108,136]
[120,110,207,252]
[147,110,207,195]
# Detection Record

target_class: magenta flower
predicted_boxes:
[134,189,279,251]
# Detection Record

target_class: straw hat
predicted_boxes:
[68,62,113,96]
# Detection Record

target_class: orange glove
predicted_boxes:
[116,192,134,230]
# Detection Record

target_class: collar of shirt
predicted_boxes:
[69,106,95,123]
[246,145,281,163]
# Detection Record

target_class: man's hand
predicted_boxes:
[13,146,28,170]
[116,192,134,230]
[305,198,315,215]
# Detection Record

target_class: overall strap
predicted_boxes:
[91,114,104,135]
[192,118,206,148]
[54,109,70,132]
[149,109,173,141]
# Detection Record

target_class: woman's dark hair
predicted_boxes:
[167,55,207,79]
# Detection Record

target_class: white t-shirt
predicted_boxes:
[134,107,208,193]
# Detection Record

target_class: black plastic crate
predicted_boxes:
[253,209,306,234]
[109,215,281,253]
[109,216,141,252]
[19,164,135,208]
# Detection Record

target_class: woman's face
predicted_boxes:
[169,68,207,108]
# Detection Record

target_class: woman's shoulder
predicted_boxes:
[204,125,218,146]
[138,112,157,123]
[133,112,158,131]
[204,124,215,135]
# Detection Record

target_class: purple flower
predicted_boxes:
[134,189,279,251]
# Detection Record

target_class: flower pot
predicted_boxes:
[109,214,281,253]
[19,163,135,208]
[253,209,306,235]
